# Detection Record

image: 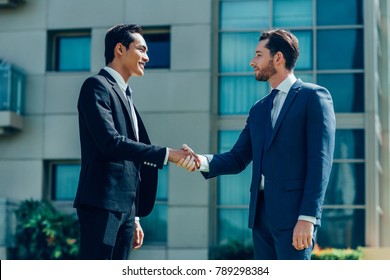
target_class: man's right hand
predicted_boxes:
[168,144,200,170]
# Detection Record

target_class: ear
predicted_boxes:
[274,51,284,65]
[115,43,124,55]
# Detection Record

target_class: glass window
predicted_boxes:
[317,209,365,249]
[219,76,268,115]
[294,31,313,70]
[219,0,269,29]
[317,73,364,113]
[274,0,312,27]
[141,166,168,244]
[326,163,365,205]
[47,30,91,72]
[334,130,365,160]
[57,36,91,71]
[317,29,364,70]
[52,163,80,201]
[217,131,252,244]
[218,131,252,204]
[143,31,170,69]
[219,32,259,73]
[218,209,251,244]
[297,73,314,83]
[317,0,363,26]
[326,129,365,207]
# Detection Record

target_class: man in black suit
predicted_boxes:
[74,24,195,260]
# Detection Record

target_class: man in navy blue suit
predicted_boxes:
[179,29,336,260]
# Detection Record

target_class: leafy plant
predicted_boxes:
[209,240,364,260]
[209,239,254,260]
[311,245,363,260]
[10,199,79,260]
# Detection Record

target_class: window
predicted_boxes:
[141,166,169,244]
[318,73,364,113]
[47,30,91,72]
[217,131,252,244]
[217,0,364,115]
[317,129,365,249]
[46,161,80,201]
[143,28,170,69]
[317,0,363,26]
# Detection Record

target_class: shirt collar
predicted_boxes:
[103,66,132,94]
[273,73,297,94]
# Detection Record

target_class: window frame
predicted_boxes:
[47,29,91,72]
[142,27,171,70]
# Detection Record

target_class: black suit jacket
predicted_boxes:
[74,69,166,217]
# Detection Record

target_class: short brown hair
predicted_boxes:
[259,29,299,70]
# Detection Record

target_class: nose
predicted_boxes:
[143,53,149,62]
[249,59,255,67]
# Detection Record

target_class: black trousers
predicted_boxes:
[76,204,135,260]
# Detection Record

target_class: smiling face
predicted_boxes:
[250,39,277,82]
[121,33,149,77]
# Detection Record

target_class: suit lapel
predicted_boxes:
[99,69,139,140]
[268,79,302,147]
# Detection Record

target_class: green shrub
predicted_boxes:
[10,199,79,260]
[209,240,363,260]
[209,239,254,260]
[311,246,363,260]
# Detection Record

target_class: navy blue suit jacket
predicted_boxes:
[203,79,336,230]
[74,69,166,217]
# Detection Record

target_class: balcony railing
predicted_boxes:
[0,60,25,135]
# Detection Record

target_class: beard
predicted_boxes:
[254,59,277,81]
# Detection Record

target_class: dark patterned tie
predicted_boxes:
[126,86,139,141]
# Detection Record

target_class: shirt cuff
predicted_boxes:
[198,155,210,172]
[135,216,140,221]
[298,215,316,224]
[163,148,169,165]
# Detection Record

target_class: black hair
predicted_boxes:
[104,24,143,65]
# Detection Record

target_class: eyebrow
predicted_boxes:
[136,43,148,52]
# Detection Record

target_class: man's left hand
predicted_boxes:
[292,220,314,250]
[132,220,144,250]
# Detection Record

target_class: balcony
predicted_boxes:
[0,60,25,135]
[0,0,25,9]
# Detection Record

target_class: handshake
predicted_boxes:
[168,144,201,172]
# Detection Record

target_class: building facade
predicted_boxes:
[0,0,389,259]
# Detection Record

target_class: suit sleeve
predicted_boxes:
[78,77,166,167]
[202,111,254,179]
[300,87,336,218]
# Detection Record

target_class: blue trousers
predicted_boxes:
[252,191,316,260]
